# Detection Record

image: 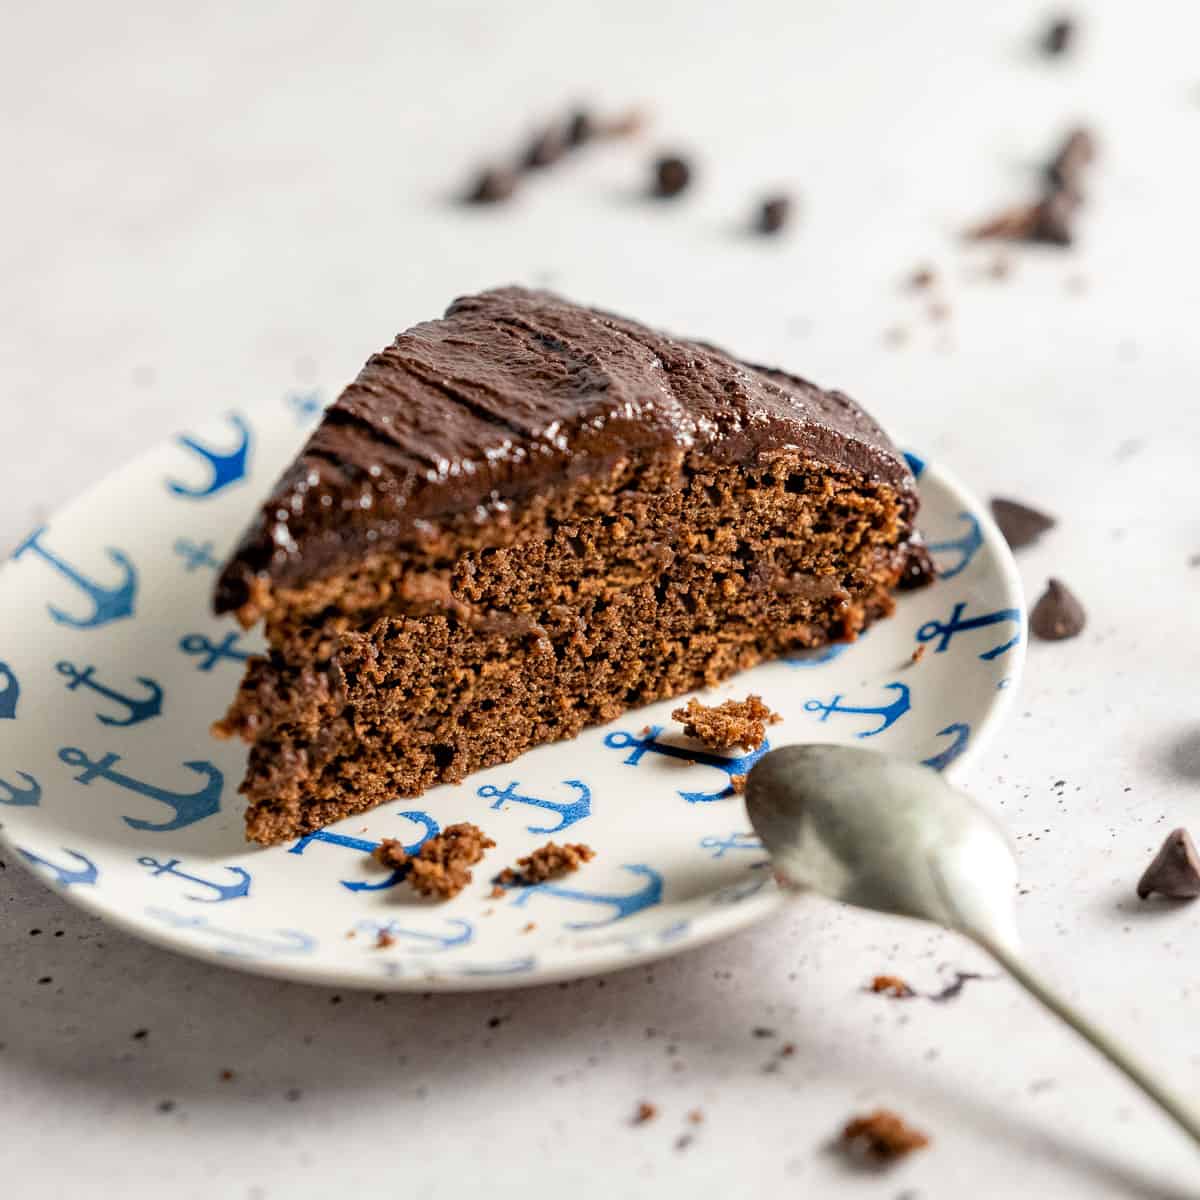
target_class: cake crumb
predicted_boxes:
[841,1109,930,1162]
[907,265,937,290]
[521,922,537,934]
[497,841,596,887]
[632,1101,658,1125]
[376,930,397,949]
[730,774,747,794]
[672,695,780,751]
[219,1069,235,1082]
[375,823,495,899]
[687,1108,705,1125]
[488,884,506,900]
[869,974,916,999]
[909,645,926,665]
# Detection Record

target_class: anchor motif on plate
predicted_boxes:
[17,846,98,887]
[137,856,251,903]
[12,527,137,629]
[903,450,927,479]
[0,770,41,806]
[916,602,1022,661]
[921,722,971,772]
[173,538,219,571]
[166,413,252,499]
[603,727,770,803]
[477,779,591,834]
[454,957,537,977]
[288,810,439,891]
[699,831,764,859]
[58,748,222,831]
[505,863,663,930]
[709,865,773,906]
[578,918,692,955]
[784,641,852,669]
[355,918,473,954]
[57,661,163,727]
[179,631,253,671]
[804,681,911,737]
[287,390,324,422]
[926,512,983,580]
[145,908,315,959]
[0,661,18,719]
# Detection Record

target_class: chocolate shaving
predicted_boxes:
[990,497,1056,550]
[1031,578,1087,640]
[1137,829,1200,900]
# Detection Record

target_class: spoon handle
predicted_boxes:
[976,932,1200,1149]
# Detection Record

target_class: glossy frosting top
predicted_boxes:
[215,287,915,612]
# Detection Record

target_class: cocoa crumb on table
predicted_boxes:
[671,695,780,751]
[373,823,495,900]
[841,1109,930,1162]
[632,1101,658,1125]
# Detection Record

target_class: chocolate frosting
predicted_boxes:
[215,287,916,613]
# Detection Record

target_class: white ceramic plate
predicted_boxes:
[0,394,1024,990]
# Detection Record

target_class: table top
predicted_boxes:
[3,2,1199,1196]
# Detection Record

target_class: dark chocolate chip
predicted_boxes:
[566,109,595,147]
[524,126,567,170]
[465,167,518,205]
[757,194,792,235]
[1137,829,1200,900]
[1042,16,1075,56]
[653,155,692,198]
[1030,578,1086,640]
[990,498,1057,550]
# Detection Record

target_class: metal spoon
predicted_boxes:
[744,743,1200,1148]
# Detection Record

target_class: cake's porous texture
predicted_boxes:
[213,287,931,844]
[671,694,780,751]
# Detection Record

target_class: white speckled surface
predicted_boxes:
[2,1,1199,1196]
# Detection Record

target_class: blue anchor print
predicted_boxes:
[179,631,253,671]
[903,450,927,479]
[804,681,911,737]
[356,918,473,954]
[287,390,324,422]
[137,856,251,903]
[477,779,591,834]
[916,602,1023,661]
[926,512,983,580]
[455,957,538,977]
[166,413,252,499]
[57,661,163,727]
[0,771,41,806]
[0,661,18,719]
[288,810,439,891]
[785,641,852,669]
[58,748,222,832]
[173,538,219,571]
[710,866,773,906]
[699,832,764,859]
[145,908,315,959]
[921,722,971,772]
[12,528,137,629]
[603,727,770,803]
[17,846,98,887]
[506,863,663,930]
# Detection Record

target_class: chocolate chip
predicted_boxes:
[524,125,567,170]
[990,498,1056,550]
[566,109,595,147]
[1030,578,1086,640]
[1137,829,1200,900]
[1041,16,1075,56]
[465,167,518,205]
[757,194,792,234]
[653,155,691,198]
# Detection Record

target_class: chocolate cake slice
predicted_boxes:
[214,287,930,844]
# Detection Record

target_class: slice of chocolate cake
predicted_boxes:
[214,287,930,844]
